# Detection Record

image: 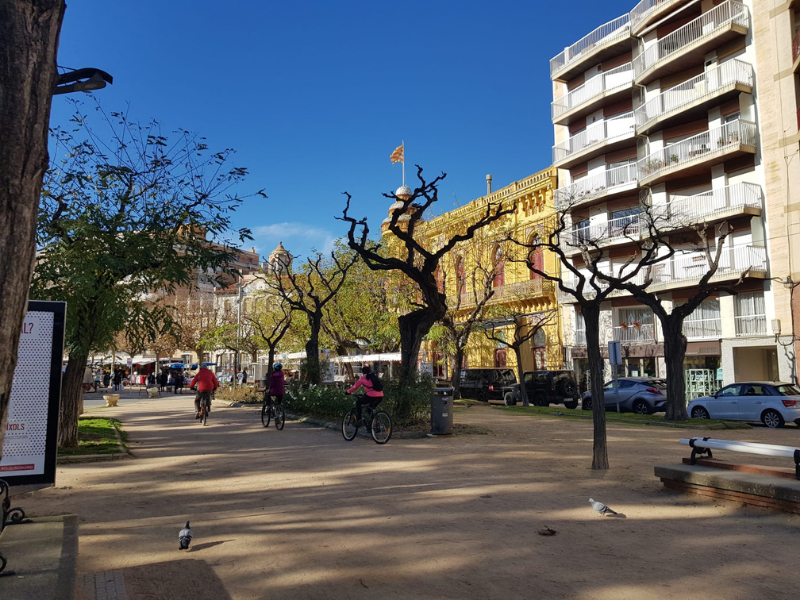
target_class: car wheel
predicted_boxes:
[503,392,516,406]
[582,396,592,411]
[533,392,549,407]
[691,406,710,419]
[632,399,650,415]
[761,409,785,429]
[564,398,579,410]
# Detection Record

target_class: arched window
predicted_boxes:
[529,235,543,280]
[532,328,547,370]
[493,246,505,287]
[456,257,466,295]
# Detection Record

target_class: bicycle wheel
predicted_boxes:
[342,409,359,441]
[201,407,208,426]
[274,405,285,430]
[261,402,271,428]
[370,411,392,444]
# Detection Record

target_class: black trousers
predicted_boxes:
[194,390,212,412]
[355,395,382,419]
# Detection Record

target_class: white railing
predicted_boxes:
[575,330,587,346]
[613,323,655,343]
[648,182,762,227]
[735,314,767,337]
[552,63,634,120]
[560,245,767,297]
[633,2,749,79]
[553,111,635,164]
[638,119,756,181]
[555,163,638,210]
[562,214,640,250]
[551,14,631,78]
[631,0,677,29]
[683,317,722,340]
[635,60,754,131]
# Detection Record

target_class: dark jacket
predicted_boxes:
[269,371,285,396]
[113,372,122,384]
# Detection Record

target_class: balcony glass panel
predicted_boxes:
[553,111,635,164]
[637,119,756,182]
[552,63,634,121]
[550,14,630,78]
[635,60,754,131]
[633,2,748,79]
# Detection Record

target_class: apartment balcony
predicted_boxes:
[550,14,631,82]
[792,28,800,73]
[561,214,641,257]
[554,163,638,211]
[633,1,749,86]
[446,278,554,310]
[637,119,756,187]
[735,314,768,337]
[684,317,722,340]
[552,63,634,126]
[552,111,635,170]
[558,245,767,302]
[634,60,754,135]
[613,323,656,344]
[630,0,697,35]
[647,182,763,230]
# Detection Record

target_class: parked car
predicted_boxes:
[502,370,580,409]
[459,368,517,402]
[582,378,667,414]
[687,381,800,428]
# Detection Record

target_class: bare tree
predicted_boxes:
[167,289,220,363]
[262,251,358,384]
[245,294,293,384]
[339,166,514,393]
[0,1,66,457]
[483,310,558,406]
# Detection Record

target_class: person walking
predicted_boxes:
[174,371,184,394]
[112,370,122,392]
[242,369,248,385]
[103,371,111,389]
[159,370,168,392]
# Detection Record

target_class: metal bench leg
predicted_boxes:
[689,437,713,464]
[795,449,800,481]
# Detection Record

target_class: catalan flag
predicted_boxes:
[390,144,404,164]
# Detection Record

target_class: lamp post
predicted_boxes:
[236,281,244,386]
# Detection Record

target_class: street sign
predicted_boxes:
[608,341,622,366]
[126,357,132,368]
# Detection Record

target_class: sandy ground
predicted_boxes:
[17,398,800,600]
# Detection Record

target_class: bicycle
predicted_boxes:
[193,389,213,426]
[342,395,392,444]
[261,393,285,430]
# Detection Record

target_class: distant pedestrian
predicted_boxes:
[112,370,122,392]
[159,370,168,391]
[103,371,111,388]
[242,369,248,385]
[175,371,184,394]
[147,373,156,386]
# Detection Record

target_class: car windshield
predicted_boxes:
[773,384,800,396]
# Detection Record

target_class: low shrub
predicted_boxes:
[215,386,262,404]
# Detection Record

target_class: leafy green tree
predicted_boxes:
[32,103,255,446]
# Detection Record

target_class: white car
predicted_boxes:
[687,381,800,428]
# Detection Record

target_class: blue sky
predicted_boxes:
[51,0,633,260]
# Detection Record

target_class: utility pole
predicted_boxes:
[236,281,243,386]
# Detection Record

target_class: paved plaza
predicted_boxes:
[17,399,800,599]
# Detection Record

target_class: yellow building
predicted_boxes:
[411,167,562,376]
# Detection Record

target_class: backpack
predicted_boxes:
[367,372,383,392]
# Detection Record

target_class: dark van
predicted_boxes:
[460,368,517,402]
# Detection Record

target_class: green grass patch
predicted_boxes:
[58,418,127,456]
[498,405,750,429]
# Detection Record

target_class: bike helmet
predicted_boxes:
[361,365,371,374]
[273,363,283,370]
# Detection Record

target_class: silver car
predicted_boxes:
[688,382,800,428]
[582,378,667,414]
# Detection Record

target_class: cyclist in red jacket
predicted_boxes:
[189,365,219,419]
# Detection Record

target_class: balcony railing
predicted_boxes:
[634,60,754,132]
[552,63,634,121]
[633,2,749,80]
[446,278,552,309]
[648,182,762,228]
[550,14,630,79]
[793,28,800,63]
[553,111,635,165]
[637,119,756,182]
[735,314,767,337]
[683,317,722,340]
[555,163,638,210]
[631,0,683,31]
[562,214,641,251]
[560,245,767,299]
[613,323,655,343]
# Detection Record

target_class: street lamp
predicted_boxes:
[54,68,113,95]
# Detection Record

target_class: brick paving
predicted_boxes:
[82,570,128,600]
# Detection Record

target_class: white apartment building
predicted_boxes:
[550,0,797,396]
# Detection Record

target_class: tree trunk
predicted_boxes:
[661,315,689,421]
[59,350,88,447]
[514,345,529,406]
[583,303,609,470]
[398,307,438,380]
[304,312,322,384]
[450,347,464,399]
[0,1,66,459]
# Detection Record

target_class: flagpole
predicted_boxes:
[402,139,405,187]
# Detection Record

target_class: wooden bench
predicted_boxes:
[680,437,800,480]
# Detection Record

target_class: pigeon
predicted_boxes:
[179,521,192,550]
[589,498,618,516]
